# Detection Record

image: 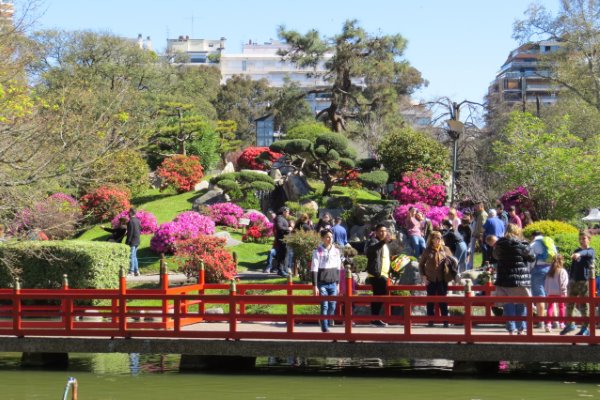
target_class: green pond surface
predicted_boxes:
[1,353,599,400]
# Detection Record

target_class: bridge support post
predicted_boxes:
[179,355,256,371]
[21,352,69,369]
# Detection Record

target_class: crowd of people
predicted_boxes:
[267,201,597,334]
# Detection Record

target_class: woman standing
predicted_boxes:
[406,207,425,257]
[311,228,342,333]
[492,223,534,335]
[419,231,454,327]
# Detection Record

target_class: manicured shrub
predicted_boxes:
[79,186,131,223]
[10,193,82,240]
[111,209,158,234]
[156,154,204,193]
[358,170,388,190]
[149,212,215,254]
[0,240,127,289]
[522,220,578,239]
[207,202,244,227]
[91,149,150,197]
[237,147,283,171]
[174,235,237,283]
[391,168,446,206]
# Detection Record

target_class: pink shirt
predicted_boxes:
[407,216,421,236]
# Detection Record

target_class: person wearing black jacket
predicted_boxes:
[103,217,127,243]
[273,207,292,277]
[126,208,142,276]
[365,224,391,327]
[441,219,467,273]
[492,223,535,335]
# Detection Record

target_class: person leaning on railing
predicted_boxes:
[560,231,595,336]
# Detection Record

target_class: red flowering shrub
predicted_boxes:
[338,169,360,187]
[500,186,536,221]
[80,186,131,223]
[391,168,446,206]
[174,235,237,282]
[156,155,204,193]
[237,147,282,171]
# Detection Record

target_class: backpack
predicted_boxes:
[536,236,557,264]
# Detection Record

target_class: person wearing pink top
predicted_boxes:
[406,207,425,257]
[508,205,522,229]
[544,255,568,332]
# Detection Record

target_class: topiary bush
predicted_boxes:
[156,154,204,193]
[0,240,127,289]
[522,220,578,239]
[111,209,158,234]
[80,186,131,223]
[174,235,237,282]
[91,149,150,197]
[358,170,389,190]
[237,146,283,171]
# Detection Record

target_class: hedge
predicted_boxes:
[0,241,129,289]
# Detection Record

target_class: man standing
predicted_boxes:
[468,202,487,269]
[273,206,292,277]
[482,209,505,264]
[561,232,595,336]
[332,217,348,247]
[126,207,142,276]
[365,224,391,327]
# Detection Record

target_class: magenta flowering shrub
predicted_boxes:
[150,211,216,254]
[111,209,158,234]
[500,186,536,220]
[394,203,460,230]
[10,193,82,239]
[208,202,244,227]
[391,169,446,206]
[243,211,274,237]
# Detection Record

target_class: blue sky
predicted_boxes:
[31,0,558,104]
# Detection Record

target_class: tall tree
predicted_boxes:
[278,19,425,133]
[213,75,272,144]
[514,0,600,112]
[268,78,313,132]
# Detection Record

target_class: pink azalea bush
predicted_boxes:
[500,186,536,220]
[10,193,82,239]
[150,211,216,254]
[241,211,274,242]
[208,202,244,227]
[111,209,158,234]
[391,168,446,206]
[394,203,461,230]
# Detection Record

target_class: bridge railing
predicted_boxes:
[0,268,597,344]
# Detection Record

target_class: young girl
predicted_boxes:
[544,254,568,332]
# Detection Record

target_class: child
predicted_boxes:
[544,254,568,332]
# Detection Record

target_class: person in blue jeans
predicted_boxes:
[126,208,142,276]
[311,229,342,332]
[530,230,557,326]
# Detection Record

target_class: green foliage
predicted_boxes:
[0,241,127,289]
[283,229,321,281]
[553,233,600,272]
[358,170,389,189]
[315,132,348,152]
[353,255,367,273]
[91,149,149,197]
[378,126,450,182]
[492,112,600,220]
[210,171,275,200]
[269,78,313,132]
[286,122,332,142]
[188,130,220,171]
[522,220,579,239]
[285,201,317,220]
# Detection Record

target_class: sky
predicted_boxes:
[27,0,558,104]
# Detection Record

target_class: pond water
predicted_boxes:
[1,353,599,400]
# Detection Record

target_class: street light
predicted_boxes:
[445,118,464,205]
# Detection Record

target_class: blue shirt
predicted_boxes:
[332,224,348,246]
[483,216,505,239]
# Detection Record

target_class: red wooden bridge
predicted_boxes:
[0,268,599,364]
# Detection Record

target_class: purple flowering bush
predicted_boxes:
[391,169,446,206]
[208,202,244,227]
[111,209,158,234]
[394,203,460,230]
[10,193,82,239]
[150,212,216,254]
[500,186,536,220]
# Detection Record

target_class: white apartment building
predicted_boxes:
[0,0,14,24]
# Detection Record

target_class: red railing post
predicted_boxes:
[63,274,73,333]
[174,297,181,333]
[589,271,596,336]
[344,266,353,335]
[286,275,294,334]
[12,278,22,336]
[160,255,169,325]
[485,277,494,318]
[464,279,473,341]
[118,267,128,337]
[198,262,205,318]
[229,280,237,335]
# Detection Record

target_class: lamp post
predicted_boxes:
[446,104,464,205]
